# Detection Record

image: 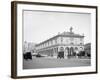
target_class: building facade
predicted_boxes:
[23,41,36,53]
[36,27,84,58]
[84,43,91,57]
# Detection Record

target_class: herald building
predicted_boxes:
[36,27,84,58]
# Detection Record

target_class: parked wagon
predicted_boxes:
[23,52,32,60]
[57,51,64,59]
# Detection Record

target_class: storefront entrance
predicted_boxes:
[57,47,64,59]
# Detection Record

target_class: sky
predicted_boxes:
[23,10,91,44]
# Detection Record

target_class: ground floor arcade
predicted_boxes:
[36,45,84,58]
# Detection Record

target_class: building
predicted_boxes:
[36,27,84,58]
[23,41,36,53]
[84,43,91,57]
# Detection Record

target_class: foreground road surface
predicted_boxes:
[23,57,91,69]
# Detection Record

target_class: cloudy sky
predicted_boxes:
[23,10,91,44]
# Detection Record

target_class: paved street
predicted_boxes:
[23,57,91,69]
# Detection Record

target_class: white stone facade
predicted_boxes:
[36,27,84,58]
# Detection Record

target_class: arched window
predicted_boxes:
[80,47,83,51]
[75,47,79,53]
[75,47,78,50]
[65,47,69,55]
[54,47,58,53]
[70,47,74,55]
[60,47,64,51]
[65,47,69,50]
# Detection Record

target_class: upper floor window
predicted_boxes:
[80,38,83,41]
[70,42,74,45]
[51,40,53,45]
[70,38,74,41]
[61,37,63,43]
[80,43,83,45]
[48,42,49,46]
[55,38,57,44]
[44,43,46,47]
[66,38,68,41]
[46,42,48,47]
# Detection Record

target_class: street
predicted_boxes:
[23,57,91,69]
